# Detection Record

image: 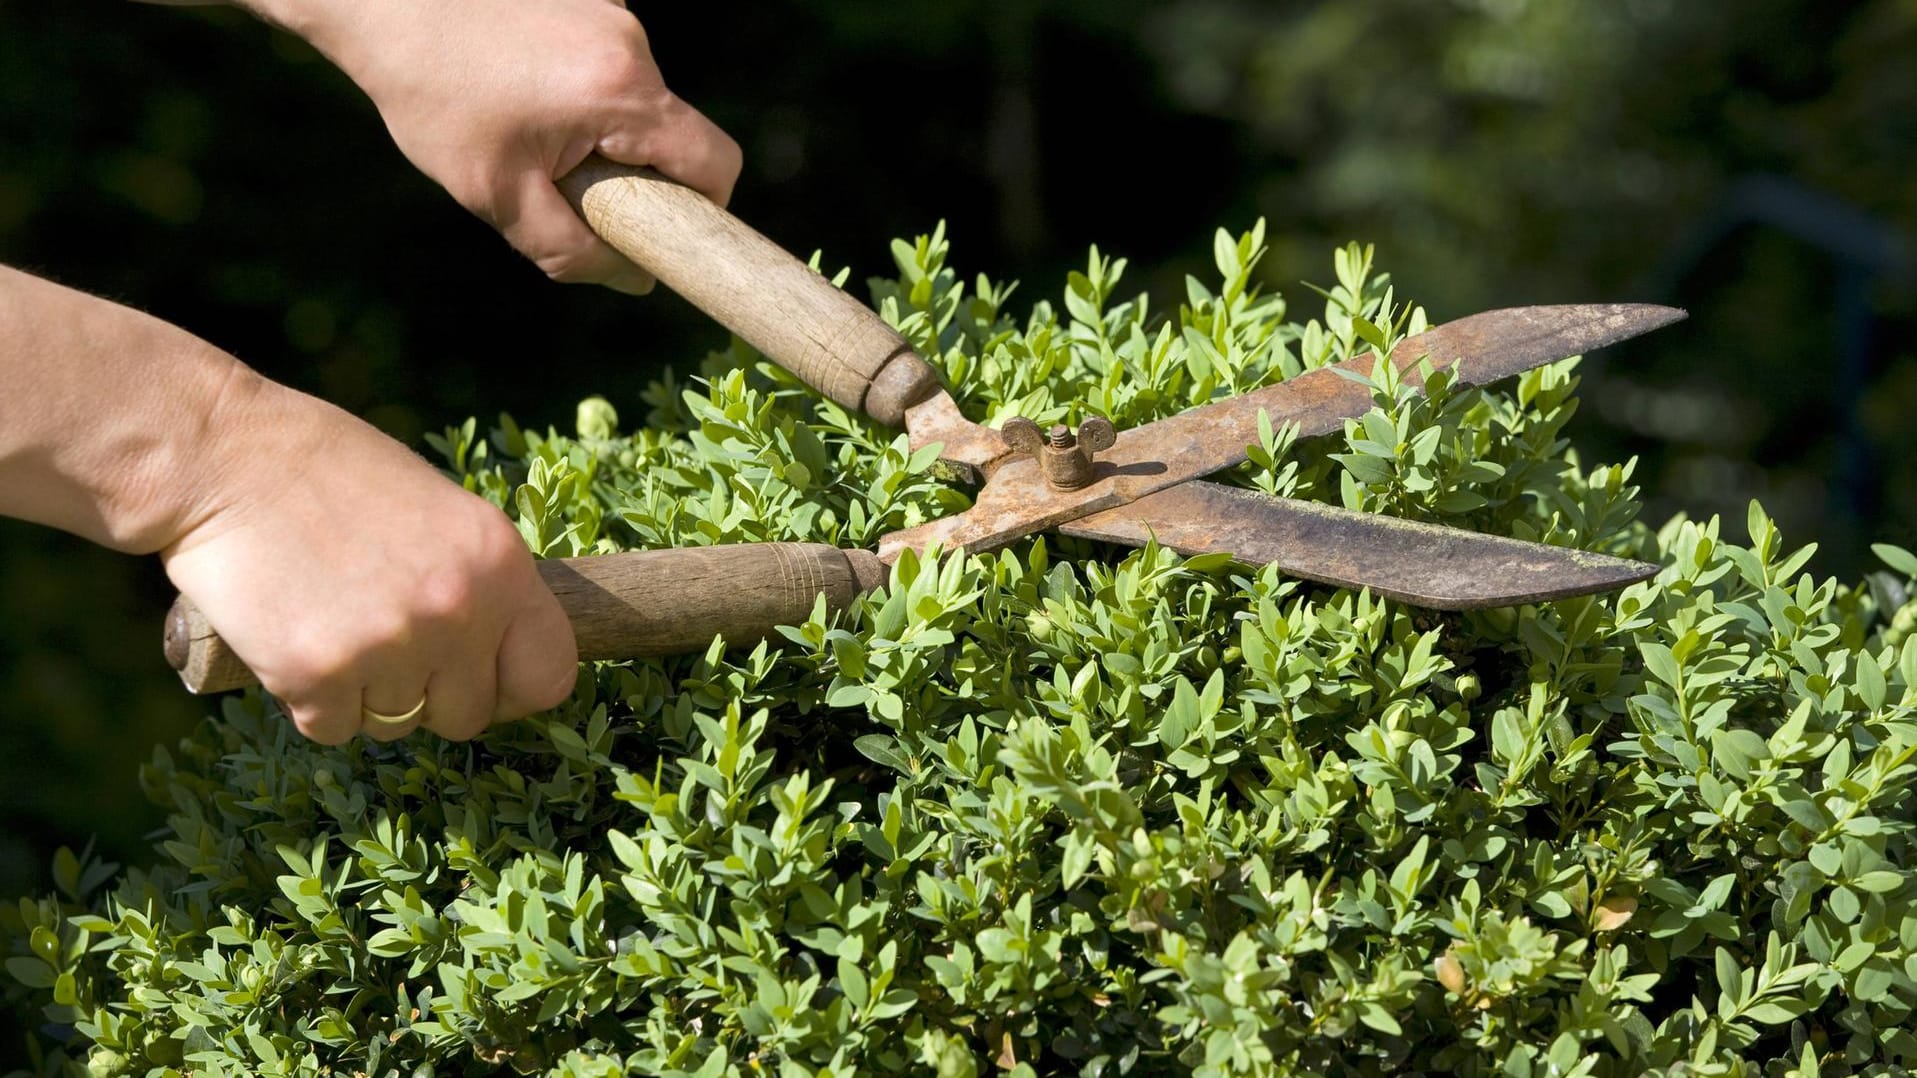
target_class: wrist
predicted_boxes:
[234,0,431,81]
[0,267,265,553]
[224,0,373,61]
[154,363,344,561]
[103,343,276,555]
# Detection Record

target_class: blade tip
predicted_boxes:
[1633,303,1689,329]
[1589,302,1687,331]
[1412,557,1660,609]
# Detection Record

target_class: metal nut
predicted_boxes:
[1001,416,1116,491]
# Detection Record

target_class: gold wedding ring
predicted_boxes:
[362,695,428,726]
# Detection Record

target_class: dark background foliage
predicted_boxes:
[0,0,1911,937]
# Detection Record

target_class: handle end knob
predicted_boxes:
[163,600,192,671]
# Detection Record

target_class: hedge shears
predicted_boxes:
[168,159,1683,693]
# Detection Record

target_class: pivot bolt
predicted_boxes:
[1002,416,1117,491]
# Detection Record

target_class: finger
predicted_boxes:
[417,656,497,742]
[598,94,743,207]
[492,587,580,723]
[498,172,643,287]
[360,678,431,742]
[272,678,361,747]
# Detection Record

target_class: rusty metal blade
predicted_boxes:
[902,390,1012,486]
[880,303,1685,561]
[1058,482,1658,608]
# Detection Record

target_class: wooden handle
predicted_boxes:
[163,543,888,694]
[557,156,941,427]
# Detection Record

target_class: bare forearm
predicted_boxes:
[0,267,260,552]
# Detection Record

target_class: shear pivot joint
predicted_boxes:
[1002,416,1116,491]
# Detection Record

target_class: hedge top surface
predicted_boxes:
[7,228,1917,1078]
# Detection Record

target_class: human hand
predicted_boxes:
[1,266,573,745]
[160,379,578,744]
[256,0,741,294]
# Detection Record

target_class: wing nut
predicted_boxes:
[1001,416,1116,491]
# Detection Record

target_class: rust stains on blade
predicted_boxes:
[902,390,1013,485]
[1058,481,1660,608]
[878,304,1683,562]
[878,453,1130,562]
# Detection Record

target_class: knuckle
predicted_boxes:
[580,45,652,103]
[470,511,533,577]
[412,566,477,623]
[618,10,650,48]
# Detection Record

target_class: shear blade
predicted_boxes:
[1058,482,1658,609]
[884,303,1685,561]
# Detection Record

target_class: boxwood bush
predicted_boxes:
[8,228,1917,1077]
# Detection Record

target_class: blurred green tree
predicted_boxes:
[1142,0,1916,563]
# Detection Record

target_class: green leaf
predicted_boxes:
[1641,643,1681,689]
[1854,651,1887,711]
[1873,543,1917,578]
[1854,962,1896,1002]
[1852,871,1903,894]
[976,929,1021,964]
[5,957,53,990]
[1809,843,1844,877]
[1714,947,1742,1002]
[1531,890,1573,919]
[1159,677,1200,750]
[1829,886,1861,923]
[1060,833,1095,890]
[1357,1002,1402,1036]
[854,734,912,773]
[1744,1000,1804,1024]
[1388,836,1430,901]
[1711,728,1769,781]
